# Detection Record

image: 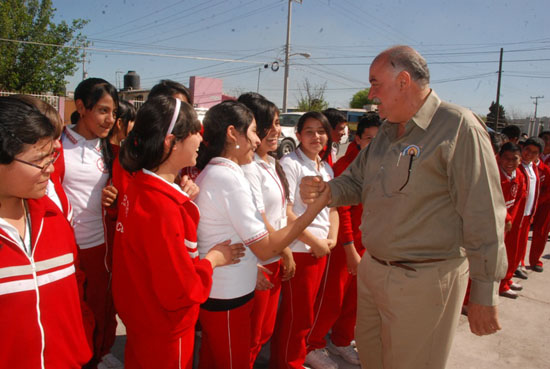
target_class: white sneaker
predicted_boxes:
[304,348,339,369]
[98,353,124,369]
[327,341,360,365]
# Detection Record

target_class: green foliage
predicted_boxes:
[349,88,375,108]
[0,0,87,94]
[296,78,329,112]
[486,101,507,129]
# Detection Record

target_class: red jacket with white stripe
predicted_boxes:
[112,170,213,338]
[499,167,526,224]
[0,197,92,369]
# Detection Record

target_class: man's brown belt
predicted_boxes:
[371,255,446,272]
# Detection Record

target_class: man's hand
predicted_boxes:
[300,176,330,204]
[467,302,501,336]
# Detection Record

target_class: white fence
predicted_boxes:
[0,91,62,112]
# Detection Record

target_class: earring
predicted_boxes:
[236,144,240,149]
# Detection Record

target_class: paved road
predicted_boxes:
[112,240,550,369]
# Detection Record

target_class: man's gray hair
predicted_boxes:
[379,46,430,87]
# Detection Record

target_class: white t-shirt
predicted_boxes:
[523,162,537,216]
[280,147,333,253]
[242,154,287,265]
[61,126,109,249]
[196,157,268,299]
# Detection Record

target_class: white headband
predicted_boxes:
[166,98,181,136]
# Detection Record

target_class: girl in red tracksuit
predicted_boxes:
[528,155,550,271]
[112,96,245,369]
[0,97,92,368]
[238,94,294,368]
[497,143,527,298]
[195,101,329,369]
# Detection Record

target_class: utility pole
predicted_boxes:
[494,48,503,131]
[82,49,88,80]
[531,95,544,136]
[282,0,302,113]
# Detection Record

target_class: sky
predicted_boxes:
[51,0,550,117]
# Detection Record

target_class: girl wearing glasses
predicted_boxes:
[0,97,92,368]
[55,78,121,368]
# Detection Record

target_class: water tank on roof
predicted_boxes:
[124,71,140,91]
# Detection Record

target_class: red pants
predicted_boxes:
[529,201,550,267]
[79,244,117,364]
[269,253,327,369]
[198,299,254,369]
[250,261,282,368]
[306,245,362,350]
[517,215,533,267]
[499,219,524,292]
[124,329,194,369]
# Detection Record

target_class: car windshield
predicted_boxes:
[280,114,301,127]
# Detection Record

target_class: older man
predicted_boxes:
[301,45,507,369]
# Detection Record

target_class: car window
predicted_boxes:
[280,114,301,127]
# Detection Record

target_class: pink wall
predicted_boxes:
[189,76,224,108]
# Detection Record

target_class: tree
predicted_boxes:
[296,78,329,112]
[0,0,87,94]
[486,101,508,130]
[349,88,375,108]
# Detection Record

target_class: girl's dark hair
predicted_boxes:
[110,99,137,139]
[196,101,254,170]
[523,137,544,154]
[73,77,119,178]
[0,97,55,164]
[148,79,192,104]
[238,95,290,200]
[499,142,521,156]
[120,96,201,173]
[296,111,333,161]
[12,95,64,139]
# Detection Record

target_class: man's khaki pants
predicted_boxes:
[356,255,468,369]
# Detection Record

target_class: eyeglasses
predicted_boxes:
[13,150,60,173]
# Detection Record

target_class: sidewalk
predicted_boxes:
[112,241,550,369]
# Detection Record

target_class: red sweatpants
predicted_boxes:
[198,299,254,369]
[500,219,524,292]
[306,245,362,351]
[517,215,533,268]
[250,260,282,368]
[529,201,550,267]
[79,243,117,364]
[269,252,327,369]
[124,329,194,369]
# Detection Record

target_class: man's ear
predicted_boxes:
[397,70,411,90]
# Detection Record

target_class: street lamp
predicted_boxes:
[282,52,310,112]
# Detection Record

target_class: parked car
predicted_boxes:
[277,112,304,158]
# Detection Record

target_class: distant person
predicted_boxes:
[322,108,348,165]
[148,79,192,104]
[497,143,527,299]
[515,137,545,279]
[501,125,521,144]
[305,113,381,368]
[300,45,507,369]
[489,131,505,155]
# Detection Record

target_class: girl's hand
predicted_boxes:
[310,238,331,258]
[281,249,296,281]
[205,240,246,268]
[179,175,200,200]
[256,265,274,291]
[101,185,118,207]
[344,244,362,276]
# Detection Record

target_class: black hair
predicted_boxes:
[322,108,346,130]
[148,79,192,104]
[196,101,254,170]
[489,131,505,155]
[501,125,521,140]
[523,137,544,154]
[73,77,119,178]
[0,97,55,164]
[238,94,290,201]
[499,142,521,157]
[296,111,333,161]
[111,99,137,138]
[538,130,550,139]
[120,96,201,173]
[12,95,64,139]
[356,113,381,138]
